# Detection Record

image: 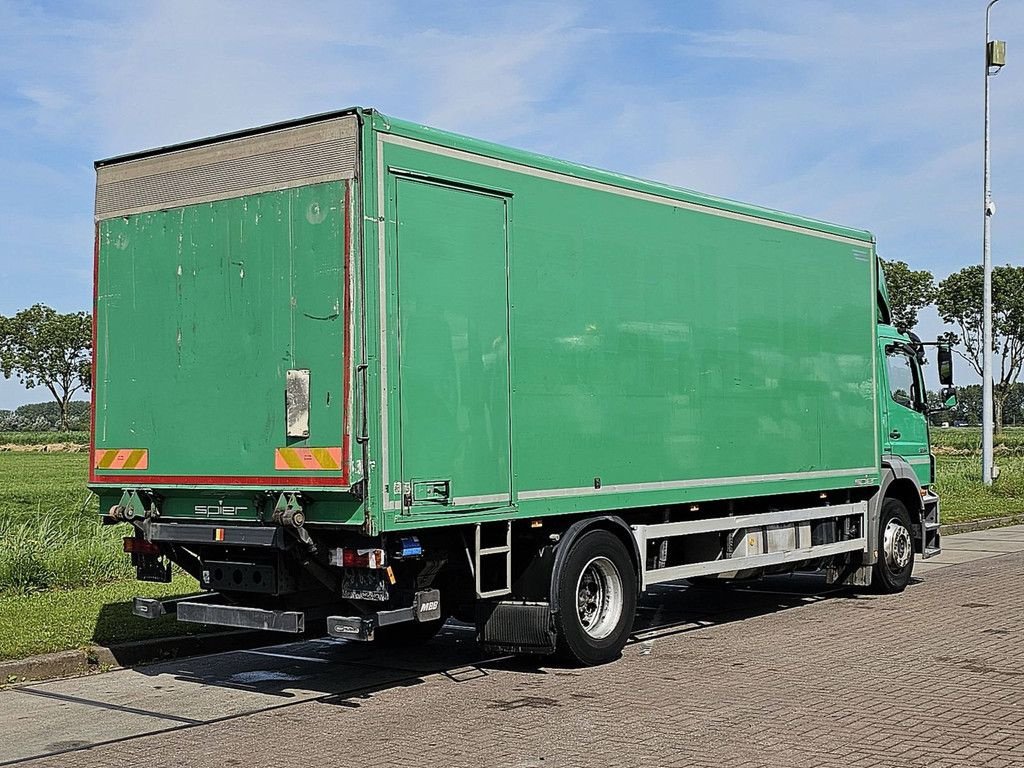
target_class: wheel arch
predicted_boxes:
[884,478,924,524]
[880,454,926,521]
[866,456,926,565]
[548,515,642,614]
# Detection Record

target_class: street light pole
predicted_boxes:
[982,0,1005,485]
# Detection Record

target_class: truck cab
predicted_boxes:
[873,264,954,574]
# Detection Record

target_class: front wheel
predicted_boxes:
[872,498,915,593]
[553,529,638,666]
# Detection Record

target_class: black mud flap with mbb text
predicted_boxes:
[326,588,442,641]
[477,601,556,655]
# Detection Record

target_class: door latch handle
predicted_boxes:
[889,430,901,440]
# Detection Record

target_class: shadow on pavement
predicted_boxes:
[126,571,867,706]
[0,571,903,767]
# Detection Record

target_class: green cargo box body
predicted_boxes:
[91,108,880,533]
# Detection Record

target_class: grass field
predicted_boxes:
[0,451,193,659]
[930,426,1024,454]
[0,453,132,592]
[930,427,1024,523]
[935,454,1024,522]
[0,431,89,446]
[0,573,200,661]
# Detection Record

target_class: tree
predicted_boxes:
[879,259,935,333]
[935,265,1024,434]
[950,384,983,426]
[0,304,91,431]
[1003,382,1024,427]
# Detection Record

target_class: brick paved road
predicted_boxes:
[13,549,1024,768]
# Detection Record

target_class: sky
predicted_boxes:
[0,0,1022,408]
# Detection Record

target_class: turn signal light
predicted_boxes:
[123,537,161,555]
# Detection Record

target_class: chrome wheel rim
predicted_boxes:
[882,518,913,573]
[575,556,623,639]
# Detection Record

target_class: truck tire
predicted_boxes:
[553,529,637,666]
[872,498,915,593]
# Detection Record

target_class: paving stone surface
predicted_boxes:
[11,548,1024,768]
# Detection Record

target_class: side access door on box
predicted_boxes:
[390,174,513,515]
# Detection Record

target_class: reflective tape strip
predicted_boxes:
[274,447,342,471]
[94,449,149,470]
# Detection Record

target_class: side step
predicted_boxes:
[922,491,941,559]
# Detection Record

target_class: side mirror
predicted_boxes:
[937,344,954,386]
[929,386,957,414]
[941,385,957,410]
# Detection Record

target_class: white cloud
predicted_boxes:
[0,0,1021,404]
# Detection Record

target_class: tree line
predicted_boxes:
[0,401,90,432]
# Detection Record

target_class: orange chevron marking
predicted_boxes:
[274,447,342,471]
[94,449,148,470]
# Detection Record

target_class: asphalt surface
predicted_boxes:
[3,526,1023,768]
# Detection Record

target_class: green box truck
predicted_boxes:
[92,107,954,664]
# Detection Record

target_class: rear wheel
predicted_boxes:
[872,498,915,593]
[553,530,637,666]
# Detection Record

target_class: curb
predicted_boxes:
[1,629,269,686]
[941,513,1024,536]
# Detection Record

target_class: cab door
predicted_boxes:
[880,341,931,485]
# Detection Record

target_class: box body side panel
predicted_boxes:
[370,128,879,530]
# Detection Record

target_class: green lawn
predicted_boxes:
[930,427,1024,523]
[935,454,1024,523]
[0,573,200,661]
[0,453,132,592]
[0,452,195,660]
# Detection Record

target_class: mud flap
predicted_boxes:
[477,601,556,655]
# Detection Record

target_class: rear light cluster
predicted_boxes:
[329,548,387,569]
[123,537,161,556]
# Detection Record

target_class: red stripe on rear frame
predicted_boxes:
[89,226,99,484]
[90,474,351,487]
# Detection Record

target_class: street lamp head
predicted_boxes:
[988,40,1007,71]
